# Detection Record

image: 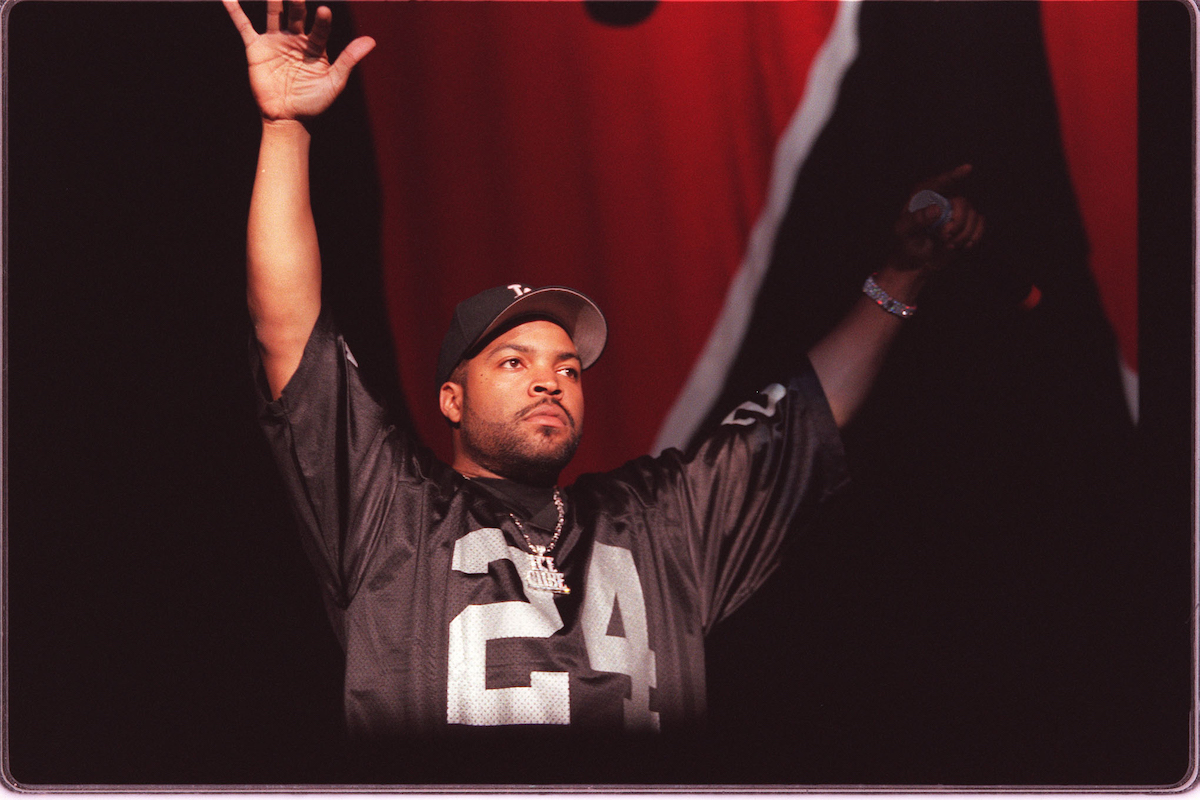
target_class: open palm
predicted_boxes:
[225,0,375,121]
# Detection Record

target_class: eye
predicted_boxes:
[501,357,524,369]
[559,365,580,380]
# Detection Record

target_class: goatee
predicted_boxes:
[459,400,580,486]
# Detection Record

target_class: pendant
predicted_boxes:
[526,545,570,594]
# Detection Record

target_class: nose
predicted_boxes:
[531,368,561,397]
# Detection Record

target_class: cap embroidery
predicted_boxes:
[507,284,533,298]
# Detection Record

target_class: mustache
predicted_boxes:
[518,398,576,428]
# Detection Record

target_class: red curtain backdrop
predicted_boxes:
[351,1,837,478]
[1041,0,1138,374]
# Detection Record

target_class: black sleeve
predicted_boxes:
[252,313,430,614]
[632,364,849,632]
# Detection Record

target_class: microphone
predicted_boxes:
[908,189,954,230]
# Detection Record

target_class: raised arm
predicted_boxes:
[807,164,985,427]
[225,0,375,398]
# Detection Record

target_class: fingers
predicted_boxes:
[329,35,377,86]
[937,198,985,250]
[287,0,308,34]
[224,0,300,42]
[313,7,373,68]
[307,5,332,58]
[897,202,942,238]
[223,0,258,47]
[957,210,985,250]
[937,198,969,241]
[239,0,336,61]
[265,0,282,32]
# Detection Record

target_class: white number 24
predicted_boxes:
[448,529,660,731]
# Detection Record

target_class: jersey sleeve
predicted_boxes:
[252,313,430,616]
[628,364,849,632]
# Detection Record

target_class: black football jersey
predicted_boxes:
[255,314,847,739]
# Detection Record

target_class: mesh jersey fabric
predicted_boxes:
[254,313,848,739]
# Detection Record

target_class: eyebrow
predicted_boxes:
[486,342,581,364]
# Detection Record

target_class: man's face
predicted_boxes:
[441,319,584,485]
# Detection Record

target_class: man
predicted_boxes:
[226,0,983,742]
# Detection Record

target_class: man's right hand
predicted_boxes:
[224,0,375,122]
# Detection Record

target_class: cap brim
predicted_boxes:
[474,286,607,370]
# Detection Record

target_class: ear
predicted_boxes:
[439,381,464,425]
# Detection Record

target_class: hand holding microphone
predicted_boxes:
[897,164,986,260]
[900,166,1040,311]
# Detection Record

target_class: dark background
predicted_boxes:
[4,0,1195,788]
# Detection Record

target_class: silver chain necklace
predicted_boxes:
[509,488,570,595]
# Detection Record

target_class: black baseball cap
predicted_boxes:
[437,284,608,385]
